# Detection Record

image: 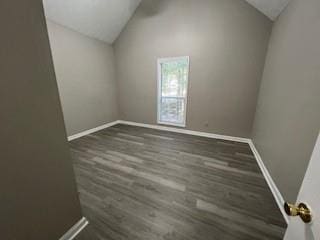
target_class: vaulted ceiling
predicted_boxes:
[43,0,141,44]
[43,0,290,44]
[245,0,291,20]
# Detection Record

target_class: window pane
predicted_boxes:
[158,56,189,126]
[160,97,185,124]
[161,58,188,97]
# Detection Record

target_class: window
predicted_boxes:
[157,56,189,127]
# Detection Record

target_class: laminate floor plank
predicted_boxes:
[72,124,286,240]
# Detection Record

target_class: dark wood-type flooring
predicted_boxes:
[70,124,286,240]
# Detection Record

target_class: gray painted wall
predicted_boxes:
[47,21,119,136]
[114,0,272,138]
[252,0,320,202]
[0,1,82,239]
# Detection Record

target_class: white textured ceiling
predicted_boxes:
[245,0,291,20]
[43,0,290,44]
[43,0,141,44]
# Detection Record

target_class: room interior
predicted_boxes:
[1,0,320,239]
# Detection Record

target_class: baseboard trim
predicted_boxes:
[59,217,89,240]
[248,140,289,224]
[66,120,287,223]
[68,121,120,141]
[117,120,250,143]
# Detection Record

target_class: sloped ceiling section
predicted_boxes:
[43,0,291,44]
[245,0,291,20]
[43,0,141,44]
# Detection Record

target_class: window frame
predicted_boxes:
[157,56,190,128]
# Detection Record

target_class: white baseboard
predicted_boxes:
[117,120,250,143]
[248,140,289,224]
[68,121,120,141]
[59,217,89,240]
[67,120,287,223]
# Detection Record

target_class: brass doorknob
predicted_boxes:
[284,202,312,223]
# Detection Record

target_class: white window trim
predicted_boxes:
[157,56,190,128]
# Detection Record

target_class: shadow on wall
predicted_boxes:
[140,0,169,17]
